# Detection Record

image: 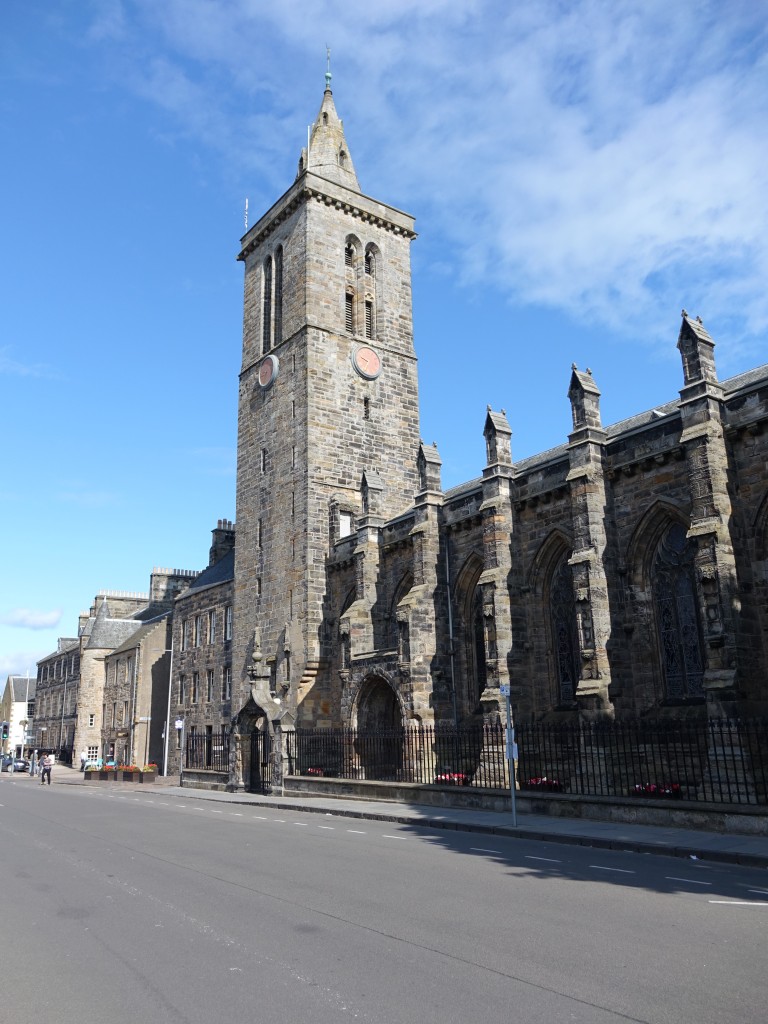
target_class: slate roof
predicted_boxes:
[109,613,170,657]
[179,549,235,598]
[85,600,143,650]
[7,675,37,700]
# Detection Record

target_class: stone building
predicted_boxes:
[168,520,235,777]
[102,612,172,768]
[222,75,768,790]
[35,569,197,765]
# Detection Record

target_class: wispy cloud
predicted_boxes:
[87,0,768,351]
[0,652,47,678]
[0,608,62,630]
[56,490,119,508]
[0,346,57,378]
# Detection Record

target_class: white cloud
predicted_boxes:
[0,608,62,630]
[89,0,768,349]
[0,346,57,378]
[0,652,47,678]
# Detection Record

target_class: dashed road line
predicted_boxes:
[383,834,411,840]
[665,877,711,886]
[347,829,366,834]
[526,855,561,863]
[293,822,308,826]
[470,847,501,854]
[318,825,334,830]
[709,900,768,906]
[590,865,635,874]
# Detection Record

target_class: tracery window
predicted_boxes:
[469,585,487,703]
[549,553,580,704]
[652,523,704,698]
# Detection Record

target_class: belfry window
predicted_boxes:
[364,251,374,277]
[345,244,354,267]
[345,292,355,333]
[365,300,374,339]
[262,256,273,353]
[274,246,283,345]
[549,553,580,704]
[652,523,704,699]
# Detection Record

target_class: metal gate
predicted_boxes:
[250,728,273,794]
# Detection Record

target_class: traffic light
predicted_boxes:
[1,722,8,740]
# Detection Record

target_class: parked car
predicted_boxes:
[2,755,30,773]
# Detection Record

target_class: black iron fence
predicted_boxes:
[517,717,768,805]
[186,730,230,771]
[289,718,768,806]
[289,723,509,789]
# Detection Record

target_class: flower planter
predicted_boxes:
[120,771,141,782]
[137,771,156,784]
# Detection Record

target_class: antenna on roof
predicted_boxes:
[325,45,332,91]
[244,197,248,232]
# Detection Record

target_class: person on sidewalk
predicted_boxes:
[40,752,54,786]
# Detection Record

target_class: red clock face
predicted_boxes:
[353,346,381,380]
[258,355,278,388]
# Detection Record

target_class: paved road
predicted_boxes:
[1,776,765,1024]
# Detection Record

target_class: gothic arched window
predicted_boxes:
[274,246,283,345]
[262,255,273,353]
[550,553,579,704]
[469,585,487,703]
[652,523,704,699]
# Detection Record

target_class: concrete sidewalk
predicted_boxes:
[42,763,768,869]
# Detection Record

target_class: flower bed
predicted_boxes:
[434,772,470,786]
[631,782,682,799]
[524,776,563,792]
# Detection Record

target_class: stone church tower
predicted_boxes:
[233,73,420,727]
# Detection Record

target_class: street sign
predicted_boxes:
[499,684,510,697]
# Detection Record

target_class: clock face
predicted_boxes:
[352,345,382,380]
[258,354,279,388]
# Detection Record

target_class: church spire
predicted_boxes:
[296,53,360,191]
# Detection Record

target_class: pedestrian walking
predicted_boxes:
[40,752,54,786]
[79,748,87,770]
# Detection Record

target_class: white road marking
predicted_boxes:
[273,819,286,823]
[253,815,267,819]
[709,900,768,906]
[210,809,223,814]
[747,888,768,895]
[470,847,501,854]
[665,877,712,886]
[347,829,366,834]
[231,813,243,816]
[526,855,561,863]
[293,822,308,826]
[318,825,334,830]
[383,834,410,840]
[589,865,635,874]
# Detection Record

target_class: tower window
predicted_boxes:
[364,251,374,276]
[274,246,283,345]
[261,448,267,473]
[363,396,370,420]
[365,300,374,339]
[262,256,273,353]
[345,244,354,267]
[345,293,354,333]
[339,149,347,167]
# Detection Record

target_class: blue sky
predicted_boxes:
[2,0,767,678]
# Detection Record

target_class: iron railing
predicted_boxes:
[516,717,768,805]
[289,718,768,805]
[186,730,230,771]
[289,723,509,789]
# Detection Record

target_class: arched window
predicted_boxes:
[549,552,579,704]
[262,255,272,353]
[469,585,488,702]
[345,244,354,267]
[652,523,704,698]
[345,290,355,333]
[274,246,283,345]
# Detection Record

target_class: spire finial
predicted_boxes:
[325,45,332,91]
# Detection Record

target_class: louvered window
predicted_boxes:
[364,251,374,276]
[345,293,354,333]
[365,300,373,339]
[345,245,354,267]
[274,246,283,344]
[262,256,272,353]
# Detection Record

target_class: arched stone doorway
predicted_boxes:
[354,675,403,780]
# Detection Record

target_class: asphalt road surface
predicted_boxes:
[0,776,765,1024]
